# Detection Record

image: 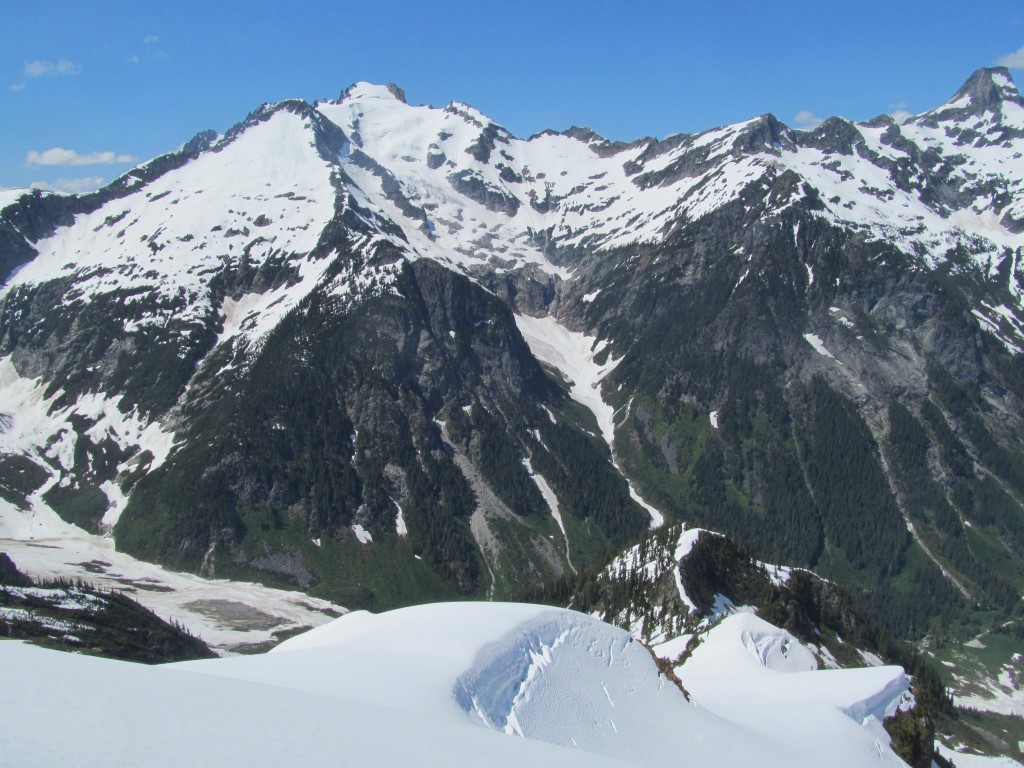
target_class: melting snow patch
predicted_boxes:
[857,649,886,667]
[514,314,664,529]
[98,479,129,529]
[803,333,836,359]
[392,497,408,537]
[758,561,794,587]
[352,524,373,544]
[522,457,573,572]
[936,743,1024,768]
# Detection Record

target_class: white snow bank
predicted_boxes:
[0,635,623,768]
[679,612,909,767]
[0,188,29,210]
[803,332,836,359]
[514,314,620,445]
[452,609,705,759]
[515,314,664,528]
[0,602,916,767]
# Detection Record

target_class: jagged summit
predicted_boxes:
[906,65,1024,146]
[949,66,1023,111]
[1,67,1024,694]
[912,66,1024,127]
[339,81,407,103]
[557,125,607,144]
[316,70,1024,161]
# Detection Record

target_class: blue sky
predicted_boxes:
[3,0,1024,192]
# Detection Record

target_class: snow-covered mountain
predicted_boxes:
[1,67,1023,654]
[0,601,918,767]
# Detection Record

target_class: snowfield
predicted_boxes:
[515,314,665,528]
[2,72,1024,766]
[1,602,917,767]
[0,486,343,653]
[677,612,911,762]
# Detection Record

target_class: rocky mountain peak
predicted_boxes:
[4,67,1024,678]
[798,115,863,155]
[731,113,792,154]
[949,66,1023,112]
[384,83,407,103]
[906,66,1024,146]
[558,125,607,144]
[182,129,219,155]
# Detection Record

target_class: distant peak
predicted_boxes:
[561,126,607,144]
[444,101,489,128]
[945,66,1022,112]
[182,129,219,156]
[339,82,407,103]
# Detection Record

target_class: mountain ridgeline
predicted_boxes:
[0,70,1023,640]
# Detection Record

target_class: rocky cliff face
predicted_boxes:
[0,71,1022,631]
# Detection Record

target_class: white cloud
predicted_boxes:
[26,147,137,166]
[143,34,160,43]
[793,110,824,130]
[997,46,1024,69]
[23,59,81,77]
[9,83,25,92]
[889,109,914,124]
[126,55,140,64]
[31,176,104,194]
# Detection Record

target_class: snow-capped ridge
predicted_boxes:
[0,188,33,211]
[339,81,407,103]
[801,115,865,155]
[910,66,1024,134]
[0,601,921,767]
[946,66,1024,113]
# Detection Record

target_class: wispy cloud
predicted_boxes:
[883,101,913,124]
[126,45,168,65]
[143,34,160,44]
[26,148,136,167]
[997,46,1024,69]
[31,176,104,194]
[9,83,25,92]
[23,59,81,77]
[793,110,823,129]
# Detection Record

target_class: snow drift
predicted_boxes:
[0,602,911,767]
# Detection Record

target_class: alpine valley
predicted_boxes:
[2,67,1024,765]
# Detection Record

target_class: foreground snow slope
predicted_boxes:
[679,612,912,761]
[2,602,911,767]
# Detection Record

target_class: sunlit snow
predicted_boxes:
[1,601,917,767]
[515,314,665,528]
